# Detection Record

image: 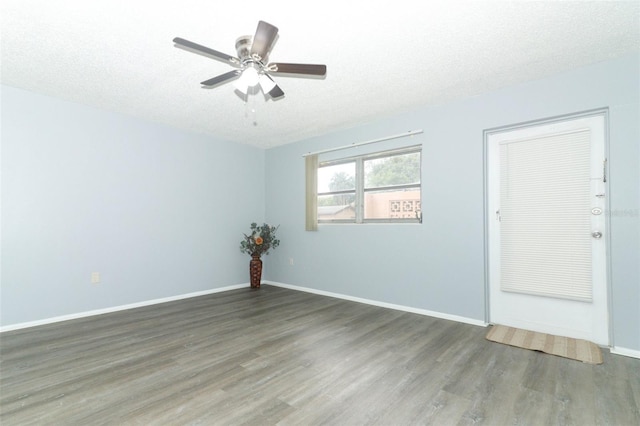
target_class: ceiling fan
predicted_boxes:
[173,21,326,100]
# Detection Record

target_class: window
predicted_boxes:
[317,146,421,223]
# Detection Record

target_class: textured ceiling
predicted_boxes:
[2,1,639,148]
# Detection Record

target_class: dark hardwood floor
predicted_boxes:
[1,285,639,425]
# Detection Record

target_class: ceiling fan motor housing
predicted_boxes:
[235,36,253,61]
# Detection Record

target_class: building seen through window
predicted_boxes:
[318,147,421,223]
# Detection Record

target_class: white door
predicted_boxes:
[487,112,609,345]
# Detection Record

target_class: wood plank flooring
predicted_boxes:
[1,285,639,425]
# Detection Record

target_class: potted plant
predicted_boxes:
[240,223,280,288]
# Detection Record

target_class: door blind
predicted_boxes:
[500,129,593,301]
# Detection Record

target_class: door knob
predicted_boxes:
[592,231,603,239]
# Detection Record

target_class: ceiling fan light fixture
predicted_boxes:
[233,65,260,94]
[258,74,276,94]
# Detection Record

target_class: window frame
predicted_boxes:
[317,145,422,224]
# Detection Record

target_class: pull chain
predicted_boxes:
[251,85,258,126]
[242,86,259,125]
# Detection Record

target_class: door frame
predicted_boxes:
[483,108,613,346]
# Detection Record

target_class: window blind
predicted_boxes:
[499,129,593,301]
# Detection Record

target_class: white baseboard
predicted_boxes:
[264,281,487,327]
[0,283,249,333]
[610,346,640,359]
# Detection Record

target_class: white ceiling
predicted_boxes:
[2,1,639,148]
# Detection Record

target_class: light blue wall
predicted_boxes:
[264,53,640,351]
[1,85,265,326]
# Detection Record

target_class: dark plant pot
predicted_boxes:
[250,255,262,288]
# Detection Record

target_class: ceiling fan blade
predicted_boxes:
[268,84,284,99]
[250,21,278,61]
[174,37,239,65]
[268,63,326,76]
[201,70,241,87]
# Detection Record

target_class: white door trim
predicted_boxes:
[483,108,612,345]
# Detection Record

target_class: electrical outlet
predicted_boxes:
[289,258,294,266]
[91,272,100,284]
